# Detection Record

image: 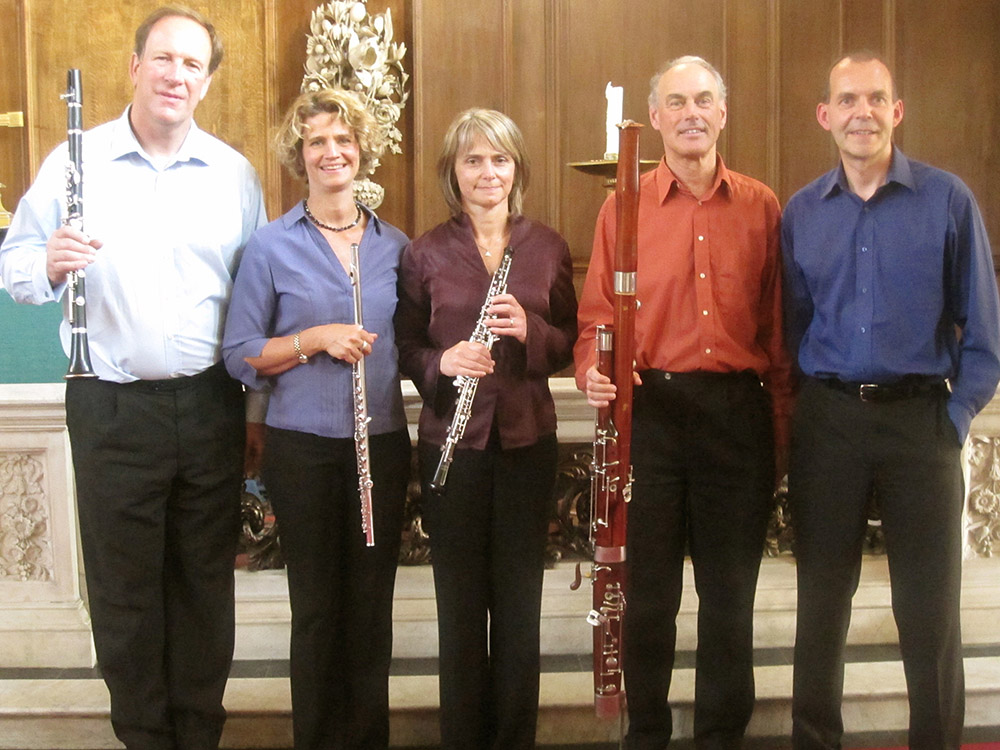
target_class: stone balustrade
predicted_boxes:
[1,380,998,670]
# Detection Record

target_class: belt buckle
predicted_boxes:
[859,383,880,402]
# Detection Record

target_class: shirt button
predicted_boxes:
[699,273,706,279]
[702,310,709,316]
[861,246,868,253]
[860,327,867,333]
[698,235,705,241]
[705,348,712,354]
[663,372,672,380]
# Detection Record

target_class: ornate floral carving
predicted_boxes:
[965,436,1000,557]
[302,0,409,208]
[0,453,54,581]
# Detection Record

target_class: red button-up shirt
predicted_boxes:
[575,156,793,448]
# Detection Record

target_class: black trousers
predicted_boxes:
[263,427,410,750]
[790,378,965,750]
[65,365,245,750]
[623,370,774,750]
[418,433,557,750]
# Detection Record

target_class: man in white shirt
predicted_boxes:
[0,7,266,749]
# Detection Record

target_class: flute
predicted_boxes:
[429,244,515,493]
[62,69,97,379]
[587,120,641,719]
[349,241,375,546]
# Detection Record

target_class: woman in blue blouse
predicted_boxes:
[223,89,410,750]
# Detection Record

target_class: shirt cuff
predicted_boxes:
[31,256,63,303]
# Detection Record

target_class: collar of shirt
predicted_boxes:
[820,145,917,200]
[109,107,213,169]
[654,154,733,205]
[283,198,387,237]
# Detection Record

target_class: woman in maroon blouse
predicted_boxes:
[395,109,577,749]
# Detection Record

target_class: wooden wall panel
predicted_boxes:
[894,0,1000,254]
[412,0,510,234]
[724,0,778,188]
[19,0,270,214]
[777,0,841,200]
[0,0,28,220]
[4,0,999,266]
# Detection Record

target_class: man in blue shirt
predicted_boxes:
[782,53,1000,750]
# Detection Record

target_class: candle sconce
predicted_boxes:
[567,157,620,190]
[568,145,657,190]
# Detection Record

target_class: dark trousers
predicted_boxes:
[65,365,245,750]
[790,378,965,750]
[623,371,774,750]
[263,427,410,750]
[418,433,557,750]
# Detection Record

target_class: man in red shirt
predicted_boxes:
[575,55,792,749]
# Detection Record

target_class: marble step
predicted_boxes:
[1,655,999,749]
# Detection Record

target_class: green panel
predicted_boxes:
[0,293,67,383]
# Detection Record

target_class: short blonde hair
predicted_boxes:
[437,108,530,217]
[275,89,384,181]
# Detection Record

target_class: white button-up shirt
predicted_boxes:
[0,108,267,382]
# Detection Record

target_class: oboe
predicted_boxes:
[587,121,641,719]
[349,242,375,546]
[62,69,97,379]
[429,244,515,493]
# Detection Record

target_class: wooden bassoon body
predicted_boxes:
[587,121,641,719]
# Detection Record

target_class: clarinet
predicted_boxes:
[429,244,515,493]
[62,69,97,379]
[349,242,375,546]
[586,121,641,719]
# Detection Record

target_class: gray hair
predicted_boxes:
[648,55,727,107]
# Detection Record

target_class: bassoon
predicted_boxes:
[349,241,375,546]
[62,69,97,379]
[583,120,641,720]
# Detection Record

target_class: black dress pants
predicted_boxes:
[65,365,245,750]
[623,370,774,750]
[790,378,965,750]
[263,426,410,750]
[418,433,557,750]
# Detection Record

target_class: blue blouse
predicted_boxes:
[223,202,408,439]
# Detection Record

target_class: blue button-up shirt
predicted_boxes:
[223,202,408,440]
[782,147,1000,441]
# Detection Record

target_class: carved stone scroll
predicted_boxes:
[965,436,1000,558]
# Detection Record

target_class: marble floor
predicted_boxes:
[2,645,1000,750]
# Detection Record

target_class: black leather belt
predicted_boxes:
[817,377,949,403]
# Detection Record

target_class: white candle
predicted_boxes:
[605,82,623,159]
